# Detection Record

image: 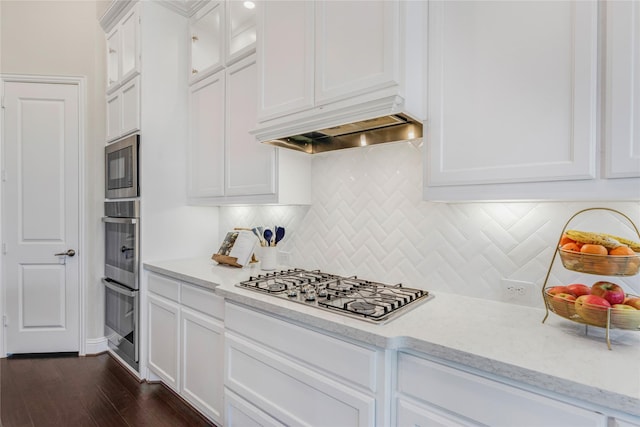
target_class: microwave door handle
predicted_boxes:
[102,278,137,297]
[102,217,138,224]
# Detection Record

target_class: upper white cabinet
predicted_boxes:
[106,75,140,142]
[423,0,640,201]
[106,5,140,93]
[189,1,225,84]
[604,0,640,179]
[187,55,311,205]
[188,0,256,86]
[226,0,257,63]
[254,0,424,140]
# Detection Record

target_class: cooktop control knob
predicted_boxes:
[305,290,316,301]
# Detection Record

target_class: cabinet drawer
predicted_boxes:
[181,284,224,320]
[226,333,374,427]
[148,273,180,302]
[397,352,605,427]
[225,303,378,392]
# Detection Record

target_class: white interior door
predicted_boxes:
[2,79,80,354]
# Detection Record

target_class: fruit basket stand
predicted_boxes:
[541,208,640,350]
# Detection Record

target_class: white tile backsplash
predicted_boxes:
[220,141,640,306]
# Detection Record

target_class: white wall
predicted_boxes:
[220,141,640,306]
[0,1,107,340]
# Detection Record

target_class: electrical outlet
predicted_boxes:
[501,279,538,306]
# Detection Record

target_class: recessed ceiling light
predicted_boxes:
[244,1,255,9]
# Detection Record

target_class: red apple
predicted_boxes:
[591,281,625,305]
[623,297,640,310]
[575,295,611,326]
[547,286,571,296]
[566,283,591,297]
[612,304,637,311]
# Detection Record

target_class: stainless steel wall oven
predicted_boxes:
[103,200,139,370]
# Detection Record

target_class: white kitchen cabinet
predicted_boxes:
[254,0,424,141]
[224,302,384,426]
[146,272,225,425]
[189,1,224,85]
[147,292,180,391]
[188,71,225,198]
[187,54,311,205]
[106,75,140,142]
[395,352,607,427]
[226,0,257,64]
[188,0,256,86]
[423,0,640,201]
[604,0,640,179]
[611,417,640,427]
[106,4,140,93]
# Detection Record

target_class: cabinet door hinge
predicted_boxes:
[3,315,7,327]
[1,96,4,109]
[2,243,6,255]
[1,169,6,182]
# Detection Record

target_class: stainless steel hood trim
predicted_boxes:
[251,94,424,154]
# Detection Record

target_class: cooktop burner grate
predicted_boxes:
[236,269,433,323]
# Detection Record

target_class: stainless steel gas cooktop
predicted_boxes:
[236,269,433,323]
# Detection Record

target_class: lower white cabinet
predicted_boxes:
[146,272,224,425]
[224,302,382,426]
[225,389,285,427]
[395,352,607,427]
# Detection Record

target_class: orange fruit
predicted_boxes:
[560,234,576,246]
[561,242,581,252]
[580,244,608,255]
[609,246,635,256]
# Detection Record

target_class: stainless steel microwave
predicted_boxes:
[105,134,139,199]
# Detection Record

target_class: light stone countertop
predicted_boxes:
[144,257,640,417]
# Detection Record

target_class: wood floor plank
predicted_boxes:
[1,353,216,427]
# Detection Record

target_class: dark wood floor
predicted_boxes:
[0,353,216,427]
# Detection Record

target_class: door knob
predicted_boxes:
[54,249,76,257]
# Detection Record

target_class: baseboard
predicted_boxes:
[85,337,109,355]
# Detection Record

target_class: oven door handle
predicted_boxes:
[102,217,138,224]
[102,278,137,297]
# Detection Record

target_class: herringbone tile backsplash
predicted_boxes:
[220,141,640,306]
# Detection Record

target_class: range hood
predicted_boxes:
[260,113,423,154]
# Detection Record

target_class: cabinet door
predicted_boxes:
[226,0,257,64]
[147,293,180,391]
[181,307,224,424]
[189,1,225,84]
[605,0,640,178]
[119,6,140,85]
[106,27,120,92]
[257,0,314,121]
[106,91,121,142]
[188,71,226,198]
[120,75,140,137]
[315,1,398,105]
[225,55,276,196]
[426,1,598,187]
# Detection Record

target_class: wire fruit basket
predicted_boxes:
[541,208,640,350]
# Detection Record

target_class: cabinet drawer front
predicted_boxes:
[181,284,224,320]
[225,389,285,427]
[226,303,378,392]
[148,273,180,302]
[397,353,606,427]
[226,333,375,427]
